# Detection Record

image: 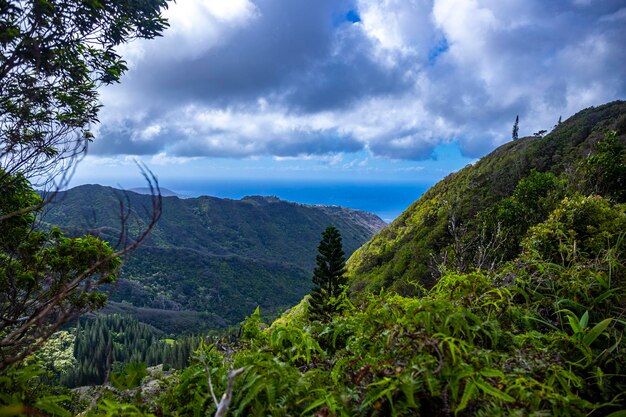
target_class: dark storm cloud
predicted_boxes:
[129,0,365,107]
[282,28,412,112]
[266,130,363,156]
[89,123,167,156]
[369,138,437,161]
[168,127,363,158]
[93,0,626,161]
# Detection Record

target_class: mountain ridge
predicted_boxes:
[347,100,626,295]
[42,184,387,333]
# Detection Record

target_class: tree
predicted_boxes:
[0,0,169,371]
[0,0,169,185]
[309,226,347,321]
[512,115,519,141]
[555,115,562,128]
[0,168,161,371]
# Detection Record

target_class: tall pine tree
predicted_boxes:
[309,226,347,321]
[512,115,520,141]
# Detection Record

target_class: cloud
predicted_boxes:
[93,0,626,162]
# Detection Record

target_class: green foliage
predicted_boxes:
[0,173,41,250]
[62,314,203,387]
[5,103,626,416]
[96,400,155,417]
[347,101,626,294]
[475,169,567,262]
[110,363,148,391]
[156,178,626,416]
[583,130,626,202]
[0,172,121,371]
[241,307,267,344]
[0,362,76,417]
[1,0,171,413]
[0,0,169,178]
[522,194,626,265]
[33,331,77,379]
[160,271,625,415]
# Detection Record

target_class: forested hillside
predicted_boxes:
[39,102,623,417]
[1,0,624,413]
[42,188,386,332]
[137,102,625,417]
[347,101,626,295]
[3,100,626,416]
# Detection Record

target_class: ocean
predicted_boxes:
[162,179,430,223]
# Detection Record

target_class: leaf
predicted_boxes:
[594,288,618,304]
[567,315,581,333]
[399,381,417,408]
[579,311,589,329]
[583,318,613,346]
[331,357,350,385]
[35,395,72,417]
[479,369,504,379]
[236,374,265,412]
[475,379,515,402]
[301,396,329,415]
[455,381,477,415]
[606,411,626,417]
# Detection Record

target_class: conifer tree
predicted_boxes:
[512,115,520,141]
[309,226,346,321]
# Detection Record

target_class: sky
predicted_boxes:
[71,0,626,214]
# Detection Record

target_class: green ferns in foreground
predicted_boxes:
[151,195,626,417]
[1,200,625,416]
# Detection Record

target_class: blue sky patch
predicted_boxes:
[345,9,361,23]
[332,9,361,27]
[428,37,449,65]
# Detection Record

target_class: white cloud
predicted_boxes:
[92,0,626,163]
[139,124,163,141]
[149,152,201,166]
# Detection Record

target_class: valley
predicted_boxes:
[42,188,386,332]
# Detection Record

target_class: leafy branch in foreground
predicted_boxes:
[0,0,169,184]
[0,166,162,371]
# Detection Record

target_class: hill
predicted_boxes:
[42,188,386,332]
[130,187,188,198]
[347,100,626,295]
[146,101,626,416]
[16,101,626,416]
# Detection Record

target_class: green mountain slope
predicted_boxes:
[145,101,626,416]
[24,101,626,417]
[347,101,626,295]
[42,188,386,332]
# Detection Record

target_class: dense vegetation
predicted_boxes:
[2,103,624,417]
[347,101,626,296]
[0,0,169,414]
[42,190,385,332]
[2,0,624,415]
[144,121,625,417]
[58,315,204,387]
